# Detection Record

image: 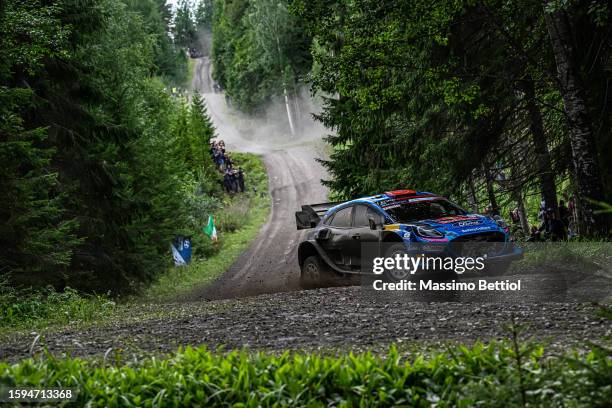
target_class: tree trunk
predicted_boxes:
[517,192,529,233]
[292,88,302,131]
[484,166,499,214]
[544,3,605,235]
[283,86,296,137]
[276,33,296,137]
[467,174,479,214]
[521,78,558,214]
[508,144,530,233]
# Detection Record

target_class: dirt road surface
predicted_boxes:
[1,288,609,362]
[188,57,329,300]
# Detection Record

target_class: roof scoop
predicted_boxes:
[384,189,416,199]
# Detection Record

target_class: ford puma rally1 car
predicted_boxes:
[295,189,523,287]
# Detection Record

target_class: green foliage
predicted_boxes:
[147,152,270,299]
[298,0,521,198]
[211,0,312,112]
[0,150,268,325]
[174,0,197,49]
[124,0,188,84]
[0,282,115,331]
[195,0,214,29]
[298,0,611,236]
[0,0,227,294]
[0,0,80,283]
[1,343,611,406]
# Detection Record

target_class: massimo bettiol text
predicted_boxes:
[370,253,521,292]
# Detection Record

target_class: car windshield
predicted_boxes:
[384,199,466,222]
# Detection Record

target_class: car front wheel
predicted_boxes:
[300,255,332,289]
[384,243,413,281]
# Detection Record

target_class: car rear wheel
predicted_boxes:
[300,255,332,289]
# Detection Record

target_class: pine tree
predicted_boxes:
[174,0,197,49]
[190,91,221,195]
[0,0,80,287]
[195,0,214,29]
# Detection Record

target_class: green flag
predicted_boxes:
[203,215,218,241]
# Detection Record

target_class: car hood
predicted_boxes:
[414,214,503,235]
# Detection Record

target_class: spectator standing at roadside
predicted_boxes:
[231,169,240,193]
[529,225,541,241]
[540,208,567,241]
[223,169,232,193]
[218,153,225,170]
[237,167,245,192]
[509,207,520,225]
[549,211,567,241]
[538,200,547,222]
[209,142,216,159]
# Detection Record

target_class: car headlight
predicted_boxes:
[416,226,444,239]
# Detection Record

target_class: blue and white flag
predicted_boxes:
[171,236,192,266]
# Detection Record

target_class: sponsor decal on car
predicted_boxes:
[456,220,482,227]
[460,226,494,233]
[435,215,479,224]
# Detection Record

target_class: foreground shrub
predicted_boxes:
[1,343,610,407]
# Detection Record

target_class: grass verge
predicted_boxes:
[144,152,270,300]
[1,341,610,406]
[0,286,116,337]
[186,57,196,88]
[509,241,610,274]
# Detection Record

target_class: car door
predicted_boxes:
[348,204,383,269]
[316,206,354,267]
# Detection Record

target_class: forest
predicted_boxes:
[0,0,222,293]
[212,0,611,237]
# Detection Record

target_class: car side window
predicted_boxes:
[368,206,385,224]
[329,206,352,228]
[353,205,373,227]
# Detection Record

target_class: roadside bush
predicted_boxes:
[0,283,115,331]
[1,343,610,406]
[217,198,252,232]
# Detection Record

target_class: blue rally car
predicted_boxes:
[295,189,523,287]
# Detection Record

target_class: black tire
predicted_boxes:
[300,255,332,289]
[383,243,412,282]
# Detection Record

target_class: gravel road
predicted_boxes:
[1,287,609,361]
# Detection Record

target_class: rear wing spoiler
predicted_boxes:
[295,201,344,230]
